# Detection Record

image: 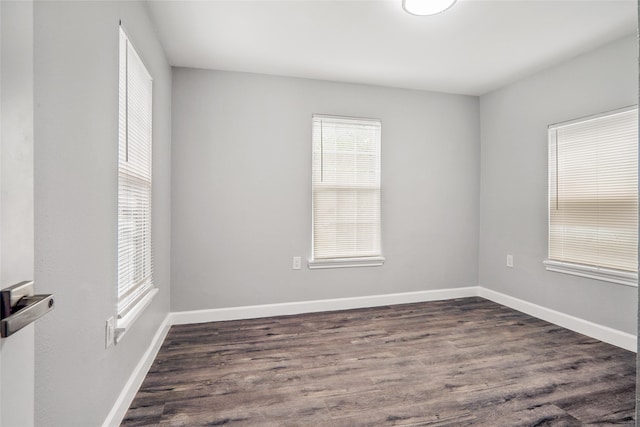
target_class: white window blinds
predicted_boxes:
[548,106,638,274]
[311,115,382,263]
[118,27,153,317]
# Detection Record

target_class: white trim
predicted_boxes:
[115,288,159,343]
[170,287,478,325]
[478,287,636,352]
[106,285,637,426]
[308,256,385,270]
[543,259,638,288]
[170,286,636,352]
[548,104,637,129]
[102,313,171,427]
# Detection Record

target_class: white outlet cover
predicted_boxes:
[105,317,115,348]
[506,255,514,268]
[293,256,301,270]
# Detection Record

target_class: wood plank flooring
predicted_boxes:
[121,297,636,426]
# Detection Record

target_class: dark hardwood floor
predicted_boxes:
[121,297,636,426]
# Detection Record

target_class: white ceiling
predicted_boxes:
[147,0,637,96]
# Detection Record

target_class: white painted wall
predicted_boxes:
[171,69,480,311]
[0,1,35,426]
[33,2,171,426]
[479,34,638,335]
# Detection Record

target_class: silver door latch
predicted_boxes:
[0,281,54,338]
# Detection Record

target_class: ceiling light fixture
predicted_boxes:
[402,0,457,16]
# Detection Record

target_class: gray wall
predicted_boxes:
[479,34,638,335]
[33,2,171,426]
[171,69,480,311]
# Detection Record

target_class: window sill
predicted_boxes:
[115,287,158,344]
[308,256,385,270]
[543,260,637,288]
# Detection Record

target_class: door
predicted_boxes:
[0,1,35,426]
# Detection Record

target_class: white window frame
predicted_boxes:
[116,25,157,340]
[544,105,638,287]
[309,114,384,269]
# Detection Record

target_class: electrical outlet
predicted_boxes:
[105,316,115,348]
[292,256,301,270]
[506,254,514,268]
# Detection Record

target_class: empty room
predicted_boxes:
[0,0,638,426]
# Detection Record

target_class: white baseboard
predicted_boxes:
[171,286,637,353]
[478,287,637,352]
[102,314,171,427]
[170,286,479,325]
[106,285,637,426]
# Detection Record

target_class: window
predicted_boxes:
[545,106,638,286]
[117,26,155,326]
[309,115,384,269]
